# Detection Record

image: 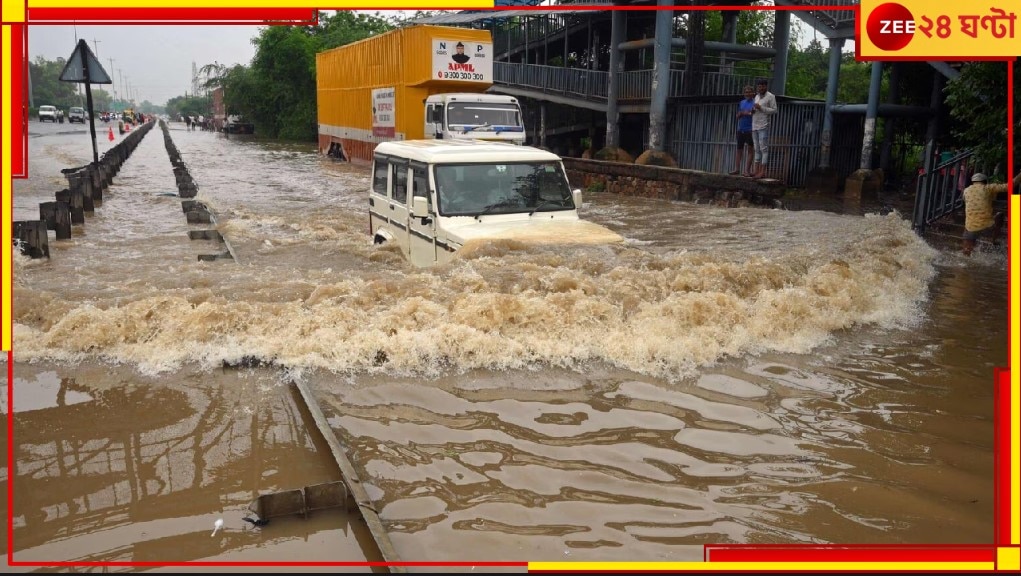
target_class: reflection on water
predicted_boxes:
[7,121,1001,566]
[3,362,377,568]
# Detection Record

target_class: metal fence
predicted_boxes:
[495,62,609,99]
[669,100,826,186]
[495,62,764,100]
[912,147,976,232]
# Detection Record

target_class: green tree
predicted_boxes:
[208,10,393,140]
[88,88,113,112]
[138,100,163,115]
[785,38,827,99]
[313,10,393,51]
[944,61,1010,170]
[379,10,442,29]
[166,94,211,120]
[835,56,877,103]
[29,56,80,110]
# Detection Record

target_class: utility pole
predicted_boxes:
[92,38,101,57]
[108,58,116,102]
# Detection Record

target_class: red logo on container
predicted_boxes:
[866,2,916,51]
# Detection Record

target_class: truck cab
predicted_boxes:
[369,140,622,268]
[424,93,525,145]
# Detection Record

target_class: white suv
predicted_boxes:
[69,107,87,123]
[38,105,57,122]
[369,140,623,268]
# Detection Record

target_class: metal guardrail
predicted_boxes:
[495,62,762,100]
[670,100,825,186]
[912,147,976,232]
[495,62,609,99]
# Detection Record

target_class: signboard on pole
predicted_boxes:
[59,40,112,84]
[59,39,111,163]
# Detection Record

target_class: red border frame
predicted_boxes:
[4,3,1015,571]
[25,7,319,24]
[9,24,27,177]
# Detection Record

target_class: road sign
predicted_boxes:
[59,39,112,84]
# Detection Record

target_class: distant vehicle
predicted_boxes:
[369,140,623,268]
[68,107,87,123]
[38,105,57,122]
[224,114,254,135]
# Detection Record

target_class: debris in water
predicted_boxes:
[243,516,270,527]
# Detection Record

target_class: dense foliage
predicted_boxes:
[28,56,81,111]
[943,61,1014,173]
[211,11,395,140]
[165,94,212,120]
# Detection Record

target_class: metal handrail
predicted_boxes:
[494,62,760,99]
[911,146,976,232]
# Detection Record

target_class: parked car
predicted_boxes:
[68,107,87,123]
[38,105,57,122]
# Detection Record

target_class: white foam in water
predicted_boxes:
[12,132,939,382]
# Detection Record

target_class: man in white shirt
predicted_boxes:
[751,78,778,179]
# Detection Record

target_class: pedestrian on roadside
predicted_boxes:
[961,170,1021,255]
[729,85,756,176]
[751,78,778,179]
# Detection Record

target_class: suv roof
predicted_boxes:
[374,140,560,164]
[39,105,56,110]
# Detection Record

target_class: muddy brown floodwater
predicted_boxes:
[3,120,1003,571]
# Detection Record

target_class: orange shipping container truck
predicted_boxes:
[316,25,526,161]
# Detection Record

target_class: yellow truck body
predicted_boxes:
[316,25,504,161]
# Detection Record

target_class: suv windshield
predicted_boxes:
[434,162,573,216]
[70,107,83,114]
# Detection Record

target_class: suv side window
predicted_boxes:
[392,164,408,204]
[372,159,388,194]
[411,164,430,211]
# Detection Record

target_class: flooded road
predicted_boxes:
[4,120,1003,569]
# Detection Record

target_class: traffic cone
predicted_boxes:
[108,127,115,141]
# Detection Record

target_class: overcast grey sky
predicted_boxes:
[28,25,262,106]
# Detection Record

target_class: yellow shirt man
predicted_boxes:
[961,171,1020,255]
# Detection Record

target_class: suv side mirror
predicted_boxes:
[412,196,429,218]
[572,189,583,210]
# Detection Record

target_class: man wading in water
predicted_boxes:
[961,171,1021,255]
